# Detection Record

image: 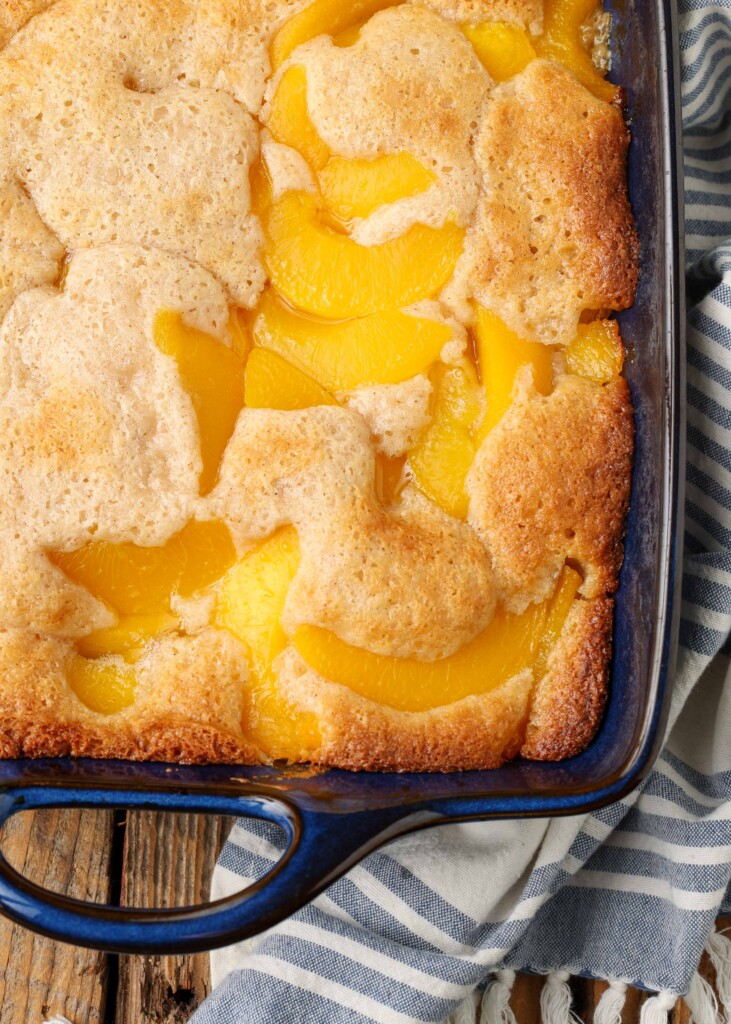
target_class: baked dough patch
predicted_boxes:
[443,60,638,341]
[466,372,634,611]
[276,6,489,245]
[0,0,638,770]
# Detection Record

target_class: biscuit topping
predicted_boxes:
[0,0,637,770]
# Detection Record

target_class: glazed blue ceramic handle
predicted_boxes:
[0,785,411,954]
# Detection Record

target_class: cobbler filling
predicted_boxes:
[35,0,625,758]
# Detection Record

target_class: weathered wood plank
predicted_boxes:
[115,812,230,1024]
[510,972,545,1024]
[0,807,114,1024]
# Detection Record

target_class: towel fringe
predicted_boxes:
[706,928,731,1018]
[594,979,628,1024]
[481,969,517,1024]
[449,990,480,1024]
[447,940,731,1024]
[540,970,583,1024]
[686,970,721,1024]
[640,990,678,1024]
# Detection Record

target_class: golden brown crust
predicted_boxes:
[521,597,612,761]
[467,374,634,611]
[445,60,639,344]
[0,718,256,764]
[413,0,543,33]
[0,628,261,764]
[212,408,496,660]
[0,0,55,49]
[290,5,488,247]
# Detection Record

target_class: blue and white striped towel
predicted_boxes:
[192,4,731,1021]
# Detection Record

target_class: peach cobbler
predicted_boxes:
[0,0,637,770]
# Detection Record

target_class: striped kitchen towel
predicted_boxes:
[192,3,731,1022]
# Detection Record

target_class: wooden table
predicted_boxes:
[0,808,726,1023]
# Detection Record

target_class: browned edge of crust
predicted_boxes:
[0,597,613,771]
[0,715,259,765]
[301,671,534,773]
[520,596,613,761]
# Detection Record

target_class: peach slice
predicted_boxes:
[375,453,408,506]
[154,312,245,496]
[249,155,274,218]
[409,362,482,519]
[50,520,237,616]
[318,152,436,221]
[294,565,582,712]
[215,527,321,758]
[264,191,464,318]
[532,565,582,680]
[244,346,336,410]
[535,0,619,103]
[461,22,536,81]
[333,21,365,47]
[409,311,556,517]
[267,65,331,173]
[267,69,436,221]
[564,319,624,382]
[253,288,449,390]
[270,0,400,70]
[77,613,179,661]
[228,306,252,361]
[216,526,300,664]
[475,307,554,438]
[68,656,137,715]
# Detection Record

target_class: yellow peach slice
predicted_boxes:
[228,307,252,361]
[318,153,436,221]
[564,319,624,382]
[270,0,400,70]
[249,155,274,218]
[532,565,582,680]
[244,346,336,410]
[535,0,619,103]
[264,191,464,319]
[461,22,536,81]
[154,312,245,496]
[267,70,436,219]
[77,613,179,660]
[217,527,300,663]
[375,453,408,506]
[50,520,237,616]
[68,656,137,715]
[409,362,482,519]
[253,289,449,391]
[333,21,364,47]
[410,312,555,516]
[215,527,321,758]
[294,565,582,712]
[267,65,330,172]
[475,307,554,438]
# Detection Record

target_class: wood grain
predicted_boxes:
[0,807,726,1024]
[0,807,114,1024]
[115,811,231,1024]
[511,972,546,1024]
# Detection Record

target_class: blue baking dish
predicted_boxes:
[0,0,685,954]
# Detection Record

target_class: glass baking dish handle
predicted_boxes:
[0,785,415,954]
